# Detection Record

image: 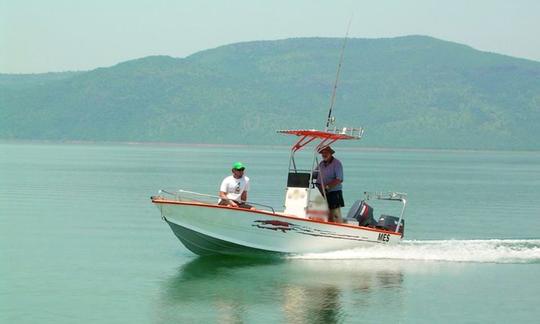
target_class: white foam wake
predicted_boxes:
[291,239,540,263]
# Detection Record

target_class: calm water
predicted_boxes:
[1,142,539,323]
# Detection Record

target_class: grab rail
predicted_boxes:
[326,126,364,139]
[157,189,276,214]
[363,191,407,234]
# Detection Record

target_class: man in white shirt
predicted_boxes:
[219,162,251,208]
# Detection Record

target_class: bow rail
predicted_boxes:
[156,189,276,214]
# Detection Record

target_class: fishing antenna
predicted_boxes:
[325,18,353,130]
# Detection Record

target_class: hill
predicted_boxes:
[1,36,539,149]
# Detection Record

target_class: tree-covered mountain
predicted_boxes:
[1,36,539,149]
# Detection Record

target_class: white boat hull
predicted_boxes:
[153,198,402,256]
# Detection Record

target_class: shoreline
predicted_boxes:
[0,139,538,154]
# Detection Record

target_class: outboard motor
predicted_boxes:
[377,215,405,237]
[347,200,377,227]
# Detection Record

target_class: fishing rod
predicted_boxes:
[325,18,353,130]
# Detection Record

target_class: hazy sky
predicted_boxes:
[1,0,539,73]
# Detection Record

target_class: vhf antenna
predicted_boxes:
[325,17,353,131]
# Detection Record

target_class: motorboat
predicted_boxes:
[151,127,408,257]
[151,33,408,257]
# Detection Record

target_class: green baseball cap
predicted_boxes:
[232,162,245,170]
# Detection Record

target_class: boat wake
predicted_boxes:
[290,239,540,263]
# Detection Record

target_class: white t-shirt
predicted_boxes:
[220,175,250,202]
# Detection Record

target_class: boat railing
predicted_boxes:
[364,191,407,201]
[325,126,365,139]
[363,191,407,234]
[157,189,276,214]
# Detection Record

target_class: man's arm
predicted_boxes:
[219,191,228,200]
[219,191,238,207]
[240,191,248,203]
[324,179,342,190]
[326,161,343,190]
[219,178,238,207]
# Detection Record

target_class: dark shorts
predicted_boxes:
[218,199,252,209]
[326,190,345,209]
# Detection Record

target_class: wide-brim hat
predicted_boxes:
[318,146,335,154]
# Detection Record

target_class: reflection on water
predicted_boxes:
[282,284,342,323]
[158,257,406,323]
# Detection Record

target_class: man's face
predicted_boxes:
[232,168,245,178]
[320,150,332,161]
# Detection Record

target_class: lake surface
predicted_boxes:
[1,142,539,323]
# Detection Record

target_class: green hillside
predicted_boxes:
[1,36,539,149]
